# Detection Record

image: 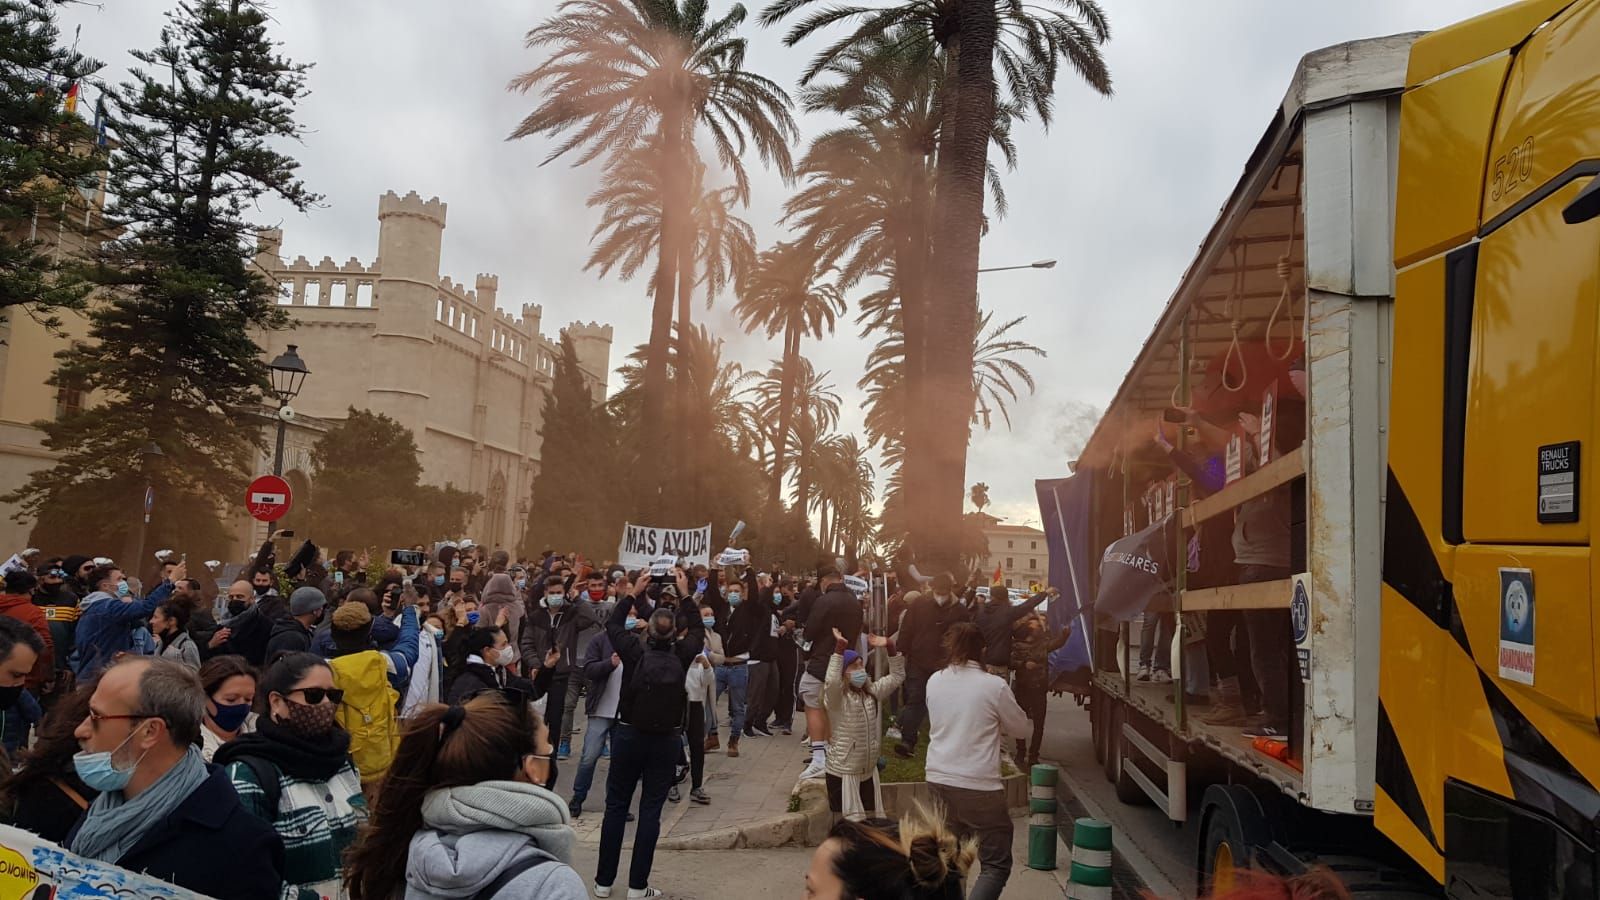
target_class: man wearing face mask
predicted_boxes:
[593,573,705,899]
[448,625,558,703]
[519,575,599,788]
[559,571,614,761]
[708,569,762,756]
[0,617,44,746]
[892,573,972,759]
[73,563,181,680]
[67,657,285,900]
[0,570,53,693]
[264,587,328,665]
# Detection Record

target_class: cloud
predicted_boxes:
[60,0,1504,523]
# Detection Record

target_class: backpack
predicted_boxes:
[626,646,687,734]
[236,755,283,821]
[329,650,399,783]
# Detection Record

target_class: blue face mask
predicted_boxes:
[115,580,131,598]
[849,669,869,688]
[772,591,783,602]
[333,571,344,584]
[210,700,252,733]
[727,592,742,605]
[702,616,716,629]
[73,725,149,793]
[516,577,528,590]
[625,616,639,630]
[546,594,565,609]
[432,575,446,587]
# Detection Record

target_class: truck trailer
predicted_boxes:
[1076,2,1600,895]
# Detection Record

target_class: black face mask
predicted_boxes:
[0,684,22,709]
[253,582,271,596]
[228,599,249,616]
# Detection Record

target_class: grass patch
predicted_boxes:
[787,793,802,813]
[880,729,929,784]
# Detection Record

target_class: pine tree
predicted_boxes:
[5,0,318,559]
[521,334,622,560]
[0,0,104,329]
[303,408,482,552]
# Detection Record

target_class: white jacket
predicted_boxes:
[823,651,905,777]
[925,661,1031,791]
[685,630,723,706]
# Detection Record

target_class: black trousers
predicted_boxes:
[543,673,569,789]
[745,659,779,730]
[687,702,706,789]
[771,642,798,727]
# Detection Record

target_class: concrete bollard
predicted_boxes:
[1066,817,1113,900]
[1026,764,1058,870]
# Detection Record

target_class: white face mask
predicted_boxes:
[934,593,952,606]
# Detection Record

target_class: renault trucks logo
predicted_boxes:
[1497,568,1534,685]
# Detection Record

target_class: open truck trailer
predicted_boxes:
[1075,1,1600,895]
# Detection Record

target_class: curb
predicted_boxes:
[656,778,832,851]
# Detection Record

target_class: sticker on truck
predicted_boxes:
[1537,441,1579,524]
[1498,568,1534,686]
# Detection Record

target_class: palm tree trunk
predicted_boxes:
[675,237,697,518]
[768,326,799,522]
[919,0,998,572]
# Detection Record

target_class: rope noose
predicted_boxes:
[1222,240,1247,392]
[1266,179,1302,361]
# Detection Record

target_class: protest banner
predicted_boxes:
[618,522,712,568]
[0,822,211,899]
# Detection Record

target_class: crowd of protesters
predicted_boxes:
[0,536,1083,899]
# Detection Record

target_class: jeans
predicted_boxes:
[714,664,748,736]
[1138,611,1174,672]
[543,673,569,789]
[930,782,1013,900]
[744,660,778,729]
[1241,564,1295,728]
[570,715,616,806]
[596,723,677,891]
[895,666,931,747]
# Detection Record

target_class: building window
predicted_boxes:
[1006,557,1014,569]
[1031,540,1038,549]
[1005,578,1015,588]
[54,384,84,419]
[1029,559,1037,570]
[1007,539,1014,549]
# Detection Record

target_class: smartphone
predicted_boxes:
[390,548,428,568]
[277,529,296,539]
[1161,407,1188,423]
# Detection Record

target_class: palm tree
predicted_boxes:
[764,0,1112,567]
[812,434,875,553]
[509,0,796,451]
[969,482,989,513]
[735,242,846,518]
[785,363,842,514]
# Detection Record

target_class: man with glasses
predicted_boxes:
[66,657,284,899]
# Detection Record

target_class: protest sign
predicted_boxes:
[0,823,211,899]
[715,548,750,567]
[618,522,712,568]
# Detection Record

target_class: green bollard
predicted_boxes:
[1067,817,1113,900]
[1026,764,1059,870]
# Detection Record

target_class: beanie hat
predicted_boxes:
[331,601,372,633]
[841,649,860,669]
[289,586,327,616]
[483,573,517,604]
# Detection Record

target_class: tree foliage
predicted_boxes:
[303,408,482,553]
[5,0,316,555]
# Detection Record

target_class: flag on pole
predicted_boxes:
[63,81,79,114]
[92,97,108,146]
[991,563,1004,586]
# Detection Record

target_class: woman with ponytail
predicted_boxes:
[343,691,585,900]
[804,809,975,900]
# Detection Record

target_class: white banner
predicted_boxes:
[618,522,712,568]
[0,822,211,898]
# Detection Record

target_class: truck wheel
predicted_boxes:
[1196,785,1272,896]
[1106,701,1147,805]
[1101,695,1120,784]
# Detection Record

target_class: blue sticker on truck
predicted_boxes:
[1290,579,1310,644]
[1497,567,1534,685]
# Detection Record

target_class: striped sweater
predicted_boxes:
[226,758,367,900]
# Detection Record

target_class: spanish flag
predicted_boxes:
[992,564,1004,586]
[63,81,79,114]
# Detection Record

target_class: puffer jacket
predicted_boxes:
[822,650,905,778]
[405,781,586,900]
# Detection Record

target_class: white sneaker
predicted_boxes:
[594,884,612,898]
[798,761,827,781]
[1135,664,1152,682]
[885,726,903,743]
[1152,669,1173,684]
[627,888,663,899]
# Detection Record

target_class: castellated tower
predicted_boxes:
[369,191,447,423]
[563,322,615,403]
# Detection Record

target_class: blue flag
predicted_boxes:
[1035,475,1093,678]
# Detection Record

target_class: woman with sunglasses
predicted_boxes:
[345,692,585,900]
[216,652,366,900]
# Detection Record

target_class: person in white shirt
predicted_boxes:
[925,621,1031,900]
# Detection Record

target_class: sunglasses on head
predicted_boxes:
[286,687,344,705]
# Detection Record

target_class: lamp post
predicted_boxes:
[977,259,1057,274]
[131,441,162,569]
[266,344,310,476]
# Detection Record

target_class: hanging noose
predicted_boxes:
[1222,241,1248,393]
[1266,178,1303,361]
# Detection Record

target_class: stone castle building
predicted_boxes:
[246,190,612,553]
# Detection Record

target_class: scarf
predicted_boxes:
[72,745,208,864]
[420,780,574,864]
[213,716,352,782]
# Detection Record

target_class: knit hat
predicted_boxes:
[331,601,372,633]
[841,650,860,668]
[483,573,517,604]
[289,586,327,616]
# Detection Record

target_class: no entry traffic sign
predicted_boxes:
[246,474,292,522]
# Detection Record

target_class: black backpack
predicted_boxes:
[626,646,687,734]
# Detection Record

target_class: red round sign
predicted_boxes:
[245,474,292,522]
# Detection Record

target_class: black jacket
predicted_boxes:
[521,601,600,677]
[605,593,704,728]
[976,592,1049,668]
[898,594,973,674]
[446,660,553,705]
[225,592,290,665]
[802,583,863,681]
[1,770,98,844]
[66,765,284,900]
[264,616,313,665]
[718,596,765,661]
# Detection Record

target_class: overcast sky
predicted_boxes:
[61,0,1502,529]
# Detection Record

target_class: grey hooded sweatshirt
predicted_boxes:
[405,780,587,900]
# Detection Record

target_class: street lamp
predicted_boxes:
[131,441,163,570]
[267,344,310,476]
[977,259,1057,273]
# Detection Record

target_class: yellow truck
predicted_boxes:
[1079,1,1600,894]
